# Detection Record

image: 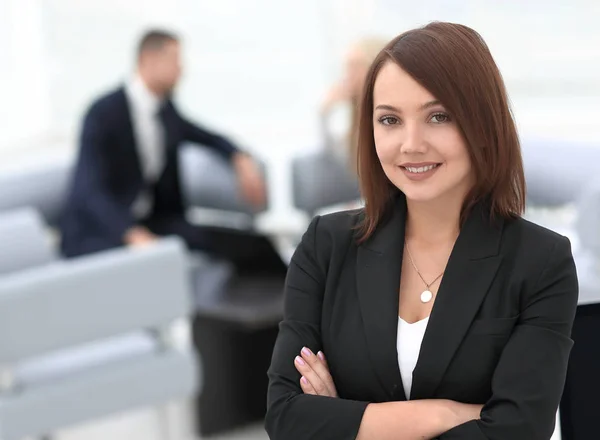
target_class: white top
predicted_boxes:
[125,75,165,219]
[397,316,429,400]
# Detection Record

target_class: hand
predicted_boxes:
[232,152,267,209]
[123,226,158,248]
[294,347,338,398]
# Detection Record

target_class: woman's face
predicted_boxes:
[372,61,473,205]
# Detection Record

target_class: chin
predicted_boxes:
[396,181,454,204]
[400,181,472,207]
[401,190,444,204]
[391,181,439,203]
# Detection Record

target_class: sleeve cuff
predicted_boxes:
[438,420,486,439]
[265,394,369,439]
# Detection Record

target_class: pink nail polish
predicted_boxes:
[317,351,325,361]
[301,347,312,357]
[301,376,308,385]
[295,356,305,366]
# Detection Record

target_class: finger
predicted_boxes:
[317,350,328,366]
[301,347,331,378]
[300,347,337,396]
[294,356,330,397]
[315,352,336,397]
[299,376,317,395]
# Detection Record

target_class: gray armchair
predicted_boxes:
[179,143,268,225]
[291,150,361,216]
[0,207,58,275]
[0,156,73,227]
[573,176,600,305]
[0,145,265,230]
[522,138,600,208]
[0,148,263,308]
[0,235,199,440]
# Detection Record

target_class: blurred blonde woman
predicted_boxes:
[321,37,389,172]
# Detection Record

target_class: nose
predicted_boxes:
[400,122,427,154]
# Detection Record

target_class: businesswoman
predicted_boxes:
[265,22,578,440]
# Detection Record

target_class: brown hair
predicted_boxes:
[356,22,526,242]
[137,29,179,58]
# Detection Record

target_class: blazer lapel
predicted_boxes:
[410,203,504,400]
[356,197,407,400]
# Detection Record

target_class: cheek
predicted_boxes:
[431,130,469,163]
[450,144,471,171]
[156,65,169,79]
[374,130,398,164]
[445,142,473,181]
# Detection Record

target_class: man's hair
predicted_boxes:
[137,29,179,57]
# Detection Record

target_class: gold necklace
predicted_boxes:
[405,243,444,303]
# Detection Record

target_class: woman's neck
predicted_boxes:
[405,198,462,247]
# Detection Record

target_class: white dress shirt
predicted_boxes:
[397,316,429,400]
[125,75,165,219]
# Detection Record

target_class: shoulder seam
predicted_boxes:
[530,235,565,294]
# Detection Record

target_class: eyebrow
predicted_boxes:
[375,100,442,113]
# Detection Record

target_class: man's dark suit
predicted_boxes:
[265,195,578,439]
[60,87,284,274]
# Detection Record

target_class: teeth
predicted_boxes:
[405,164,437,173]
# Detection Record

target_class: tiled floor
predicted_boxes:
[53,400,269,440]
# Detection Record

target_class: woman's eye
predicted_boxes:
[430,112,450,124]
[379,116,399,126]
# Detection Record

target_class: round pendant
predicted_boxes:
[420,290,433,303]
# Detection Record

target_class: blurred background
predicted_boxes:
[0,1,598,440]
[3,0,598,157]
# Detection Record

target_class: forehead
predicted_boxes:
[373,61,436,107]
[143,40,180,61]
[161,40,180,55]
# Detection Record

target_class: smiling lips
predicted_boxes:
[399,163,441,181]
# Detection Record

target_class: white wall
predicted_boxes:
[0,0,598,158]
[368,0,600,142]
[34,0,333,159]
[0,0,52,149]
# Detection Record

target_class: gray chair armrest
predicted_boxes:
[0,237,191,363]
[576,176,600,257]
[571,176,600,305]
[0,156,73,226]
[179,143,268,215]
[14,331,157,386]
[523,138,600,207]
[292,150,360,215]
[0,208,58,275]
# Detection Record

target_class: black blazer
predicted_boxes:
[60,87,239,257]
[266,196,578,440]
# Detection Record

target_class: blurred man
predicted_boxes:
[61,29,284,273]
